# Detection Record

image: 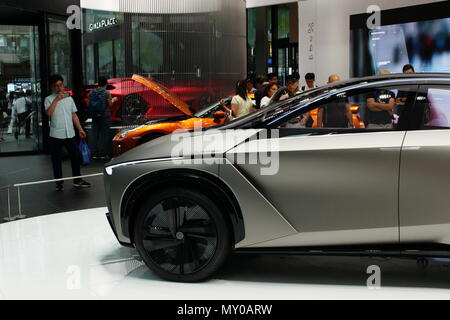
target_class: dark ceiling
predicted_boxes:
[0,5,41,24]
[0,0,81,24]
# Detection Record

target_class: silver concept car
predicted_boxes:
[105,73,450,282]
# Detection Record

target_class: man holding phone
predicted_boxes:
[45,74,91,191]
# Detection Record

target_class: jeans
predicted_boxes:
[49,137,82,183]
[91,116,111,157]
[18,111,31,137]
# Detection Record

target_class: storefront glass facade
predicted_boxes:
[247,3,299,85]
[81,0,247,125]
[0,25,42,153]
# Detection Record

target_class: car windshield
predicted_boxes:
[194,102,221,118]
[194,98,231,118]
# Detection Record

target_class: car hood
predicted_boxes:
[108,128,262,166]
[132,74,193,116]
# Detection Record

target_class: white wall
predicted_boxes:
[299,0,444,85]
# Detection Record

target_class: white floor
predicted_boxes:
[1,208,450,300]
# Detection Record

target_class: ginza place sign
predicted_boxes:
[88,17,118,32]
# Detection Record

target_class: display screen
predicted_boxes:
[352,17,450,76]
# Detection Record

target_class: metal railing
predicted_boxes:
[1,173,103,222]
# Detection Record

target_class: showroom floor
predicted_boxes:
[1,207,450,300]
[0,154,107,223]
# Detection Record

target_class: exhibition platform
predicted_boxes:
[1,208,450,300]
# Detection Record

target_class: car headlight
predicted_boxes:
[119,126,142,138]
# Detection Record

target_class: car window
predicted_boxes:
[276,85,418,133]
[418,87,450,129]
[194,99,231,118]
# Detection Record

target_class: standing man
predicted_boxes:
[89,76,117,160]
[301,73,318,91]
[284,74,313,128]
[317,75,354,128]
[254,75,267,91]
[366,71,396,129]
[45,74,91,191]
[396,64,415,110]
[286,74,301,97]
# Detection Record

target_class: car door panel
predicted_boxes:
[399,85,450,245]
[400,131,450,244]
[226,131,405,247]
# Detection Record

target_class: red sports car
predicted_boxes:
[83,77,229,124]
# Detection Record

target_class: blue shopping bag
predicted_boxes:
[78,140,92,166]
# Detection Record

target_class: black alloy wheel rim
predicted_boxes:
[141,197,218,275]
[123,96,147,125]
[124,95,146,116]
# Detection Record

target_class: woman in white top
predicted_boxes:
[260,83,279,109]
[231,80,255,119]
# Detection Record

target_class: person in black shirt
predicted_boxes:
[317,75,354,128]
[366,90,395,128]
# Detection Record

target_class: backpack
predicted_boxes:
[88,89,107,117]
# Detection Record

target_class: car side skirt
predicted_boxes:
[235,243,450,258]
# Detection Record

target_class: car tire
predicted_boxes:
[122,94,147,125]
[133,187,232,282]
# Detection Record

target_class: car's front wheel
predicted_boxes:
[122,94,147,125]
[133,187,232,282]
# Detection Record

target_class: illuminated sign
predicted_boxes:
[88,18,118,32]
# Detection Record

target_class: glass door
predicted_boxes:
[0,25,41,154]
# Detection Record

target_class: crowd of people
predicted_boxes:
[227,63,418,130]
[226,72,320,121]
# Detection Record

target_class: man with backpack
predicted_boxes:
[89,76,117,160]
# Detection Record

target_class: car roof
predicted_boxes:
[330,73,450,88]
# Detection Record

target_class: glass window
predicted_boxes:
[420,87,450,129]
[114,39,125,78]
[247,8,256,48]
[98,41,113,78]
[276,85,418,132]
[0,25,41,154]
[85,44,95,85]
[49,19,72,89]
[277,5,290,39]
[132,30,163,75]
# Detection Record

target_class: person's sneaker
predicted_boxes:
[92,156,100,160]
[56,182,64,191]
[99,155,110,160]
[73,180,91,188]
